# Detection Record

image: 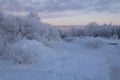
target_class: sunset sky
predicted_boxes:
[0,0,120,25]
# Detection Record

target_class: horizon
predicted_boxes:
[41,13,120,26]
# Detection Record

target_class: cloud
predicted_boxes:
[0,0,120,17]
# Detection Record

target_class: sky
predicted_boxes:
[0,0,120,25]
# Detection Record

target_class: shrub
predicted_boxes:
[5,40,45,64]
[84,38,104,48]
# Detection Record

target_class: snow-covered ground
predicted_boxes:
[0,37,120,80]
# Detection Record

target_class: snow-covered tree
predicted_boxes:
[0,12,61,44]
[64,22,120,39]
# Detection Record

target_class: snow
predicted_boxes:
[0,11,120,80]
[0,37,120,80]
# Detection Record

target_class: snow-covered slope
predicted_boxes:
[0,37,120,80]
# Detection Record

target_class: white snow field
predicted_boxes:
[0,37,120,80]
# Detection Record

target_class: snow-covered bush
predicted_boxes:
[84,38,104,48]
[70,27,85,37]
[36,24,61,42]
[0,39,60,64]
[61,27,85,39]
[63,37,74,42]
[0,34,5,58]
[116,26,120,39]
[5,40,47,64]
